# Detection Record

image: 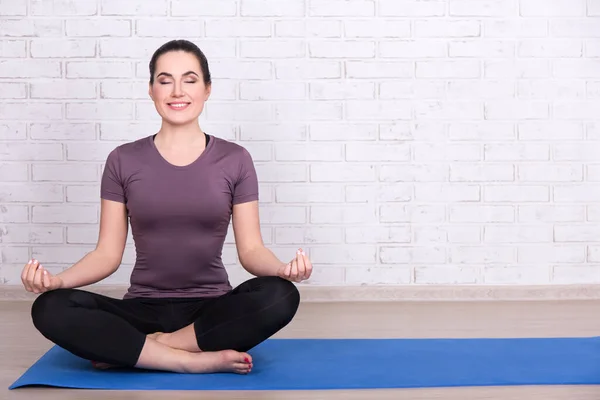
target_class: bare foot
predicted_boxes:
[147,332,164,341]
[91,361,120,370]
[182,349,253,374]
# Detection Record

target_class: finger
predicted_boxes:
[284,262,292,278]
[303,252,313,279]
[42,269,51,289]
[26,260,40,289]
[296,249,306,280]
[33,265,44,293]
[290,259,298,281]
[21,260,33,291]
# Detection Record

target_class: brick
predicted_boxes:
[449,205,514,222]
[485,59,550,78]
[379,40,447,58]
[449,246,515,264]
[484,101,549,120]
[413,143,481,161]
[259,205,306,224]
[553,60,600,78]
[554,184,600,202]
[414,20,480,37]
[274,227,343,244]
[449,40,515,57]
[554,143,600,161]
[380,81,445,100]
[380,122,445,141]
[0,163,27,182]
[0,19,62,37]
[207,20,272,37]
[589,165,600,181]
[518,39,583,57]
[31,0,96,15]
[310,123,376,141]
[31,39,96,58]
[0,103,62,120]
[517,122,583,140]
[0,226,63,244]
[449,122,515,141]
[414,101,483,120]
[309,0,374,16]
[309,41,375,58]
[311,245,377,264]
[415,266,479,284]
[414,183,480,202]
[518,80,585,100]
[240,123,306,141]
[484,19,548,37]
[484,225,553,243]
[241,143,272,162]
[381,246,446,264]
[380,164,448,182]
[0,206,28,223]
[276,60,340,79]
[30,123,96,140]
[450,164,514,182]
[172,0,236,16]
[240,82,306,100]
[0,0,26,15]
[555,225,600,242]
[346,61,412,78]
[33,164,98,182]
[0,40,26,57]
[66,19,130,37]
[344,20,410,38]
[346,100,412,120]
[554,101,599,119]
[518,165,583,182]
[276,20,341,38]
[66,142,119,161]
[484,143,549,161]
[241,0,305,16]
[0,246,28,264]
[275,102,342,121]
[485,266,550,284]
[310,164,375,182]
[136,20,203,37]
[0,184,62,202]
[449,0,517,16]
[346,143,410,161]
[310,82,374,100]
[345,184,412,203]
[101,0,166,15]
[31,81,96,99]
[379,0,445,16]
[255,164,307,182]
[276,184,344,203]
[484,185,549,202]
[100,81,147,99]
[0,60,61,78]
[311,205,377,224]
[66,185,99,203]
[99,38,167,59]
[0,123,26,140]
[380,205,446,223]
[241,40,305,58]
[518,245,585,263]
[346,226,411,244]
[520,0,584,16]
[416,61,480,78]
[518,204,585,223]
[346,267,412,285]
[66,102,133,120]
[0,82,26,99]
[67,61,131,78]
[275,143,343,161]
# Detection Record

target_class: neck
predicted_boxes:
[155,120,205,148]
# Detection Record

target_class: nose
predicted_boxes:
[171,80,184,97]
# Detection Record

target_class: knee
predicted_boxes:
[31,289,71,334]
[261,276,300,323]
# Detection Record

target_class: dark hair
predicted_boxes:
[148,39,211,86]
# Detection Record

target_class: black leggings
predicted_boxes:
[31,276,300,367]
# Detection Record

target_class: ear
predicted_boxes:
[205,84,211,101]
[148,82,154,101]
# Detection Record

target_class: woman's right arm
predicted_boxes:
[54,198,129,289]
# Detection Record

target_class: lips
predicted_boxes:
[167,102,190,110]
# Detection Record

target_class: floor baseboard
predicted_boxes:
[2,284,600,302]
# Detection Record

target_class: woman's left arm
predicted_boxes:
[232,200,312,282]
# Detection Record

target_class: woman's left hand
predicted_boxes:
[278,248,312,283]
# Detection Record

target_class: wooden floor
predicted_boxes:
[2,299,600,399]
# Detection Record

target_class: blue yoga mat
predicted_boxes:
[9,338,600,390]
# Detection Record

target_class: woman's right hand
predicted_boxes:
[21,259,63,294]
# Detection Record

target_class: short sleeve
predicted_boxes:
[233,148,259,205]
[101,147,126,203]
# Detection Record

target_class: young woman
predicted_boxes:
[20,39,312,375]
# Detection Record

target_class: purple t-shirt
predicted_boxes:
[100,134,259,299]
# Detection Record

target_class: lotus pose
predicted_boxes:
[20,39,312,375]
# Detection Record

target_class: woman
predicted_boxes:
[20,39,312,375]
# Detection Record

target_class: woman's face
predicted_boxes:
[149,51,211,127]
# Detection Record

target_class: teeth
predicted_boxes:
[170,103,188,108]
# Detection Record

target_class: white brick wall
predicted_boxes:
[1,0,599,287]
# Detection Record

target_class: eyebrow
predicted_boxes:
[156,71,199,79]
